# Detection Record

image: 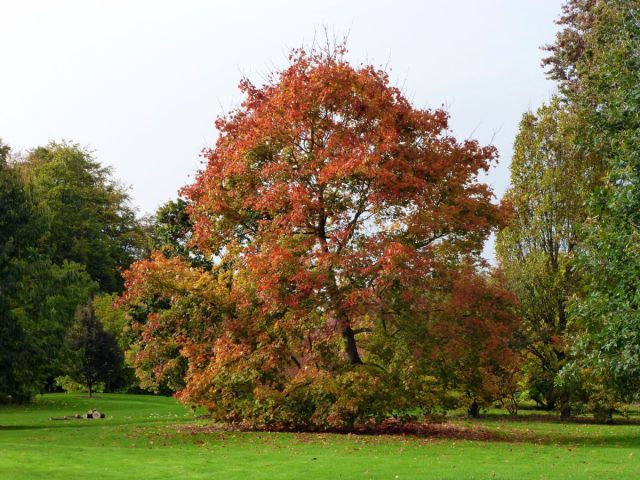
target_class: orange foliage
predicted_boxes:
[117,44,519,428]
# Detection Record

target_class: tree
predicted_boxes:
[551,0,640,412]
[119,44,517,428]
[515,0,640,420]
[184,44,501,364]
[542,0,597,94]
[496,98,603,417]
[20,141,145,293]
[65,303,124,397]
[0,139,38,402]
[150,198,210,268]
[426,268,521,417]
[92,293,141,392]
[0,140,96,402]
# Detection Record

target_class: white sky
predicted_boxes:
[1,1,561,230]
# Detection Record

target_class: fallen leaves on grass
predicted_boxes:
[175,418,495,442]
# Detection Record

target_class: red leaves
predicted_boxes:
[117,43,519,429]
[427,267,521,404]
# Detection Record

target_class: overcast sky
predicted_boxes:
[1,0,562,225]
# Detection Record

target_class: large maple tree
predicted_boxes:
[119,45,517,427]
[185,45,501,361]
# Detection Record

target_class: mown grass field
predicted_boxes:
[1,394,639,479]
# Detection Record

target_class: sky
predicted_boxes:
[1,0,563,243]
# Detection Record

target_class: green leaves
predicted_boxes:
[507,0,640,413]
[0,139,143,402]
[497,98,592,410]
[562,0,640,403]
[25,141,145,293]
[65,303,125,396]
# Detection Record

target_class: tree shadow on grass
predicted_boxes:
[476,413,640,426]
[463,415,640,448]
[176,420,496,442]
[0,425,43,431]
[0,416,196,432]
[492,429,640,448]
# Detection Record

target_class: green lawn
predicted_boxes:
[1,394,639,479]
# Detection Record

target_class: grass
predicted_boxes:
[1,394,639,479]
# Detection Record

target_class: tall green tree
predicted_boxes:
[496,98,602,416]
[0,140,96,402]
[547,0,640,409]
[21,141,145,293]
[0,139,37,402]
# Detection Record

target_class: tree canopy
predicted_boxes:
[496,98,601,415]
[0,141,97,401]
[22,142,145,293]
[499,0,640,419]
[118,45,518,428]
[558,0,640,407]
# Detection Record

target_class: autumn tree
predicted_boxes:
[185,45,502,363]
[426,268,521,417]
[119,45,517,427]
[542,0,597,94]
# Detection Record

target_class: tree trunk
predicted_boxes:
[342,326,363,365]
[560,395,571,420]
[605,408,614,424]
[468,400,480,418]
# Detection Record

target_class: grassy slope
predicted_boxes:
[1,394,639,479]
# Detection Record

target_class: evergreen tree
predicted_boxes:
[65,303,124,397]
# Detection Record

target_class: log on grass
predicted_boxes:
[48,414,82,421]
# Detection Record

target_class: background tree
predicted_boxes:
[91,293,141,392]
[496,98,602,417]
[1,139,146,402]
[549,0,640,415]
[20,141,146,293]
[499,0,640,420]
[0,139,40,402]
[542,0,597,94]
[0,140,96,402]
[426,268,521,417]
[65,303,125,397]
[150,198,210,268]
[119,44,518,428]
